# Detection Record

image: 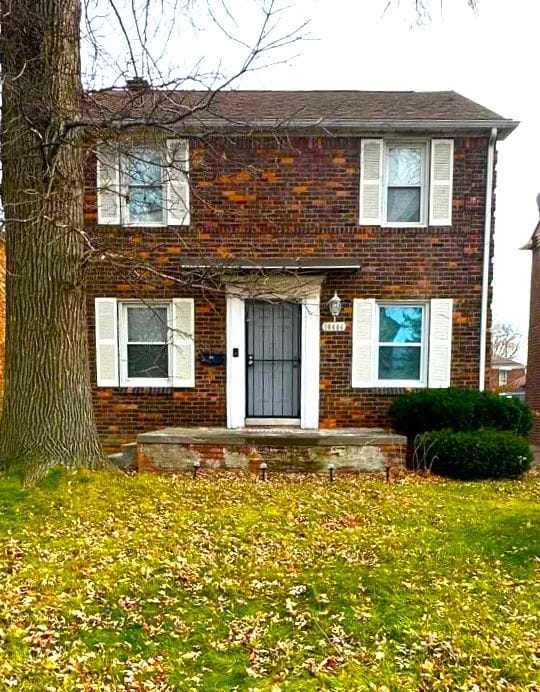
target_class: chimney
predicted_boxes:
[537,192,540,217]
[126,76,149,90]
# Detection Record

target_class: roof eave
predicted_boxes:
[105,117,519,139]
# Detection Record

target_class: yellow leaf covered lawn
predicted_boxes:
[0,469,538,690]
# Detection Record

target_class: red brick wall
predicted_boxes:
[526,239,540,443]
[84,135,492,449]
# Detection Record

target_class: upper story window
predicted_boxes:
[385,144,427,225]
[125,148,165,225]
[359,138,454,227]
[96,139,189,227]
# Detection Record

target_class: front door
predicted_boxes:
[245,301,301,420]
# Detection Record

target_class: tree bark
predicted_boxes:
[0,0,107,479]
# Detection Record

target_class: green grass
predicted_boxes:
[0,470,538,690]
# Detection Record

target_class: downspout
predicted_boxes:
[479,127,498,390]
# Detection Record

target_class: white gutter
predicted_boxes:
[479,127,498,390]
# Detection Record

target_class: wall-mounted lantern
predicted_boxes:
[328,291,342,321]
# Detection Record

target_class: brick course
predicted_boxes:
[85,135,493,449]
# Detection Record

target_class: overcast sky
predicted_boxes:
[89,0,538,360]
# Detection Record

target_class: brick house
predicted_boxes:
[524,211,540,443]
[85,89,517,466]
[490,355,526,392]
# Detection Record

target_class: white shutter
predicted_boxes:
[166,139,190,226]
[95,298,119,386]
[429,139,454,226]
[428,298,453,388]
[96,148,121,225]
[351,299,376,387]
[171,298,195,387]
[359,139,383,225]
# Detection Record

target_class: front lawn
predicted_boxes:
[0,470,538,690]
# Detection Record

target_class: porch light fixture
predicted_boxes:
[328,292,342,320]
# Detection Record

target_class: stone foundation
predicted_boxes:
[137,427,406,474]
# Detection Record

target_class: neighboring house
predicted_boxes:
[524,208,540,443]
[490,355,526,395]
[84,88,517,454]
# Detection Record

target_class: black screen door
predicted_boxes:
[245,301,301,418]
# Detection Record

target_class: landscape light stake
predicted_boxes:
[260,462,267,481]
[385,462,391,484]
[328,463,335,482]
[192,460,201,479]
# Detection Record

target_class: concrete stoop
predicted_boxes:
[136,427,407,475]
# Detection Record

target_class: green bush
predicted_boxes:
[416,429,533,479]
[388,388,533,440]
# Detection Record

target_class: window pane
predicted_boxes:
[128,186,164,223]
[127,344,169,378]
[387,187,421,223]
[388,146,422,185]
[379,306,423,343]
[378,346,421,380]
[126,149,162,185]
[127,307,168,342]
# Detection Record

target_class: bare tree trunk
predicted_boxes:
[0,0,107,479]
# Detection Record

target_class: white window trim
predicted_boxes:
[374,302,429,387]
[120,148,167,228]
[381,140,429,228]
[97,141,189,228]
[118,301,174,387]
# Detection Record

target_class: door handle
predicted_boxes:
[247,354,254,366]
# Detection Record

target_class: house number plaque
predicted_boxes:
[322,321,346,332]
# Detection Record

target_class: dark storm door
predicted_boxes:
[245,301,301,418]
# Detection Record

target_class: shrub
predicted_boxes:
[388,388,533,440]
[415,429,533,479]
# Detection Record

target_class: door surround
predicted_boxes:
[226,276,322,429]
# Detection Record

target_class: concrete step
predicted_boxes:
[137,427,406,475]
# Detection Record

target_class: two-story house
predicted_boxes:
[85,88,517,469]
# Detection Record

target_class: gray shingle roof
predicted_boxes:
[85,89,518,137]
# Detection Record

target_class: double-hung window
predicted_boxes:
[377,305,426,384]
[352,298,453,389]
[385,144,427,225]
[95,298,195,388]
[359,138,454,226]
[121,303,171,385]
[96,139,190,226]
[125,148,165,225]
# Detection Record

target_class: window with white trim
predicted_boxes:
[125,148,165,225]
[120,303,171,386]
[96,139,190,227]
[352,298,453,389]
[377,304,427,384]
[95,298,195,388]
[384,143,427,225]
[359,138,454,227]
